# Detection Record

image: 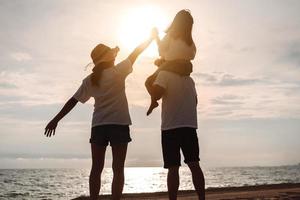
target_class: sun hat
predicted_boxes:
[85,44,119,70]
[91,44,119,64]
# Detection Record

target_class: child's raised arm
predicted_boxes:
[152,27,161,46]
[152,27,169,57]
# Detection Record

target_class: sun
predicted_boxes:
[117,5,169,57]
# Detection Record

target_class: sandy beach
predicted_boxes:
[73,183,300,200]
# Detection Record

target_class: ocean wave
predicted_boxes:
[0,165,300,200]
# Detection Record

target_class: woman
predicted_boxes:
[44,32,154,199]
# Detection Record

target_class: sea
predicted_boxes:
[1,165,300,200]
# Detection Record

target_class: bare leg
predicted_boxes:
[145,72,160,116]
[111,144,128,200]
[89,144,106,200]
[187,162,205,200]
[167,166,180,200]
[146,99,159,116]
[145,73,157,95]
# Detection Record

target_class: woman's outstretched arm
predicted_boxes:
[44,97,78,137]
[127,38,152,64]
[127,29,157,64]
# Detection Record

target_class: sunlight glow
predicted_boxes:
[118,5,169,57]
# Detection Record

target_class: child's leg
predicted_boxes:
[145,71,160,116]
[145,72,158,95]
[147,98,159,116]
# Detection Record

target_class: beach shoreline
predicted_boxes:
[73,183,300,199]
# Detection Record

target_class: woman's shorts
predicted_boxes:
[161,127,200,168]
[90,124,131,146]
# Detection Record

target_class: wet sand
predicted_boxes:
[73,183,300,199]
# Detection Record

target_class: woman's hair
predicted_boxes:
[90,61,113,86]
[166,10,194,46]
[91,64,104,86]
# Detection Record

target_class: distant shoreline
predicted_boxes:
[73,183,300,199]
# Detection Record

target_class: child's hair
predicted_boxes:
[165,9,194,46]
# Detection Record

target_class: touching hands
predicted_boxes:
[44,119,58,137]
[128,28,158,63]
[151,27,159,39]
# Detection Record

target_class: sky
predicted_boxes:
[0,0,300,168]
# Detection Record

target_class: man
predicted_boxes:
[150,70,205,200]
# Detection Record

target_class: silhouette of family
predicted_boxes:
[44,10,205,200]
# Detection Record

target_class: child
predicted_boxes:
[145,10,196,116]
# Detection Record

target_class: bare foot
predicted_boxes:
[154,58,164,67]
[147,101,159,116]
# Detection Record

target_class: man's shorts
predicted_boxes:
[161,127,200,168]
[90,124,131,146]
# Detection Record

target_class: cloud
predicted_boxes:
[0,82,17,89]
[219,74,262,86]
[193,72,217,83]
[0,67,86,106]
[10,52,32,62]
[0,101,92,122]
[279,41,300,68]
[193,72,263,86]
[211,94,245,105]
[192,71,300,118]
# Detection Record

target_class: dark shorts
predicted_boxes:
[162,127,200,168]
[90,124,131,146]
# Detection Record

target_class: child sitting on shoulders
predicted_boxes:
[145,10,196,115]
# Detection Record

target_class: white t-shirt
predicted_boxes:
[153,71,198,130]
[159,35,196,61]
[73,59,132,127]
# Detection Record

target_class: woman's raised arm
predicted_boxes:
[127,28,157,64]
[127,38,152,64]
